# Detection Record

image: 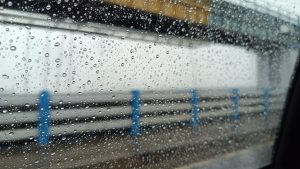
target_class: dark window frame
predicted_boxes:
[262,49,300,169]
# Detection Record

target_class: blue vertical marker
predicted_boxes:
[263,87,270,117]
[231,88,240,121]
[130,90,141,136]
[191,89,200,128]
[38,90,51,144]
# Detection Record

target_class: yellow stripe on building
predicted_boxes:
[103,0,211,25]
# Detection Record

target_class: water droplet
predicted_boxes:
[2,74,9,79]
[45,53,49,57]
[7,1,13,7]
[46,4,51,10]
[54,42,60,47]
[10,46,16,51]
[55,59,61,63]
[9,131,14,136]
[0,88,4,92]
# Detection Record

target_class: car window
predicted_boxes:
[0,0,299,168]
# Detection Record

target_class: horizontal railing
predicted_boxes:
[0,88,286,143]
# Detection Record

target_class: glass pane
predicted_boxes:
[0,0,299,168]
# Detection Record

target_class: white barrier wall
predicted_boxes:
[0,23,258,94]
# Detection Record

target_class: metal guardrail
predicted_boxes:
[0,88,285,142]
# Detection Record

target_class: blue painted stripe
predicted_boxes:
[130,90,141,136]
[231,88,240,121]
[38,90,51,144]
[263,87,270,116]
[191,89,200,128]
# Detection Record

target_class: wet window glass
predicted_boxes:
[0,0,299,168]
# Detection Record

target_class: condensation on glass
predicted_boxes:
[0,0,299,168]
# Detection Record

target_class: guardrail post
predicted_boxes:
[191,89,200,128]
[38,90,51,144]
[130,90,141,137]
[263,87,270,117]
[231,88,240,121]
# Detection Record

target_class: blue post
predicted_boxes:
[130,90,141,137]
[191,89,200,128]
[231,88,240,121]
[263,87,270,117]
[38,90,51,144]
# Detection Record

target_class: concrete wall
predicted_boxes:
[0,23,261,94]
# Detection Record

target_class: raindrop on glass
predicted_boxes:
[54,42,60,47]
[7,1,13,7]
[10,46,16,51]
[2,74,9,79]
[46,4,51,10]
